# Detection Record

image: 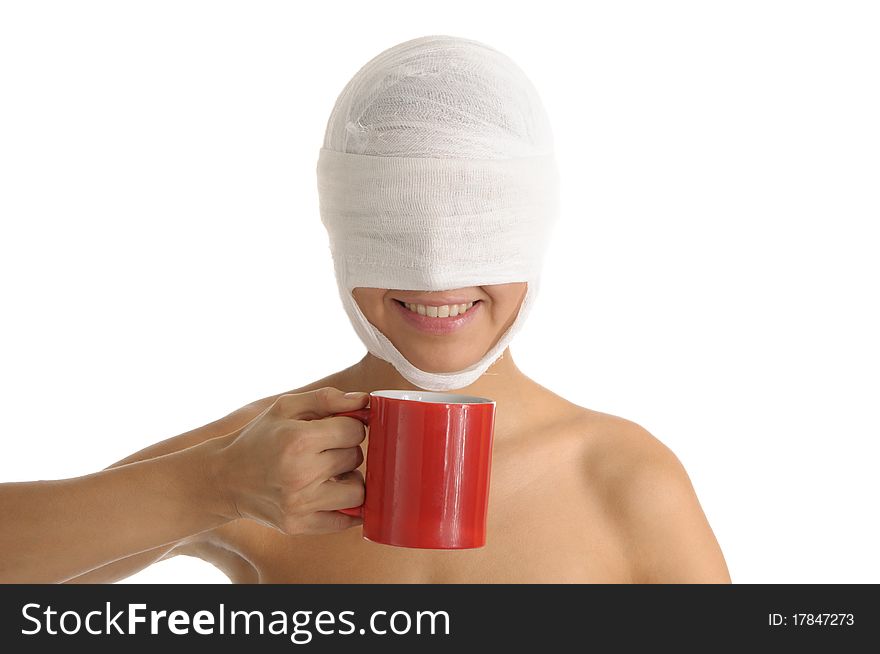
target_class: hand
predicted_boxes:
[213,386,368,535]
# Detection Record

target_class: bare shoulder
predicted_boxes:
[572,408,732,584]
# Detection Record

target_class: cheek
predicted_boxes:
[352,292,387,323]
[487,294,512,313]
[376,296,397,323]
[486,293,524,324]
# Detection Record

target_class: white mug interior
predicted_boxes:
[371,390,494,405]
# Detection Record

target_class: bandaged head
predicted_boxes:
[316,35,559,391]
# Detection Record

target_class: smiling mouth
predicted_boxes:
[394,299,481,319]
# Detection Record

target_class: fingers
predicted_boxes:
[271,386,369,420]
[319,446,364,478]
[313,469,365,512]
[265,409,365,454]
[306,415,368,450]
[328,468,364,486]
[274,470,365,535]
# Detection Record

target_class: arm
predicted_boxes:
[59,395,283,584]
[24,380,357,584]
[0,433,237,583]
[601,423,732,584]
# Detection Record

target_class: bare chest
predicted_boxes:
[205,418,633,583]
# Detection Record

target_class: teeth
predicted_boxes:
[403,301,475,318]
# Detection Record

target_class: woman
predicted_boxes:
[2,35,730,583]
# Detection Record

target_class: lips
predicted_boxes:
[392,295,479,306]
[392,299,482,335]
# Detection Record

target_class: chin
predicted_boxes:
[398,347,483,374]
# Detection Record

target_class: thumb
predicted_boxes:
[276,387,369,420]
[340,389,370,405]
[312,386,369,416]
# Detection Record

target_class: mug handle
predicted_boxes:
[331,407,371,518]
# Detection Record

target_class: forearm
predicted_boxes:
[0,434,235,583]
[62,544,177,584]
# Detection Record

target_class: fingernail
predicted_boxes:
[344,391,366,398]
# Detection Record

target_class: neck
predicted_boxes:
[344,347,531,405]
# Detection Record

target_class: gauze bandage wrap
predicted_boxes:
[316,35,560,391]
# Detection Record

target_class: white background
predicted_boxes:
[1,1,877,584]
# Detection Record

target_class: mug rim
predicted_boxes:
[370,389,495,405]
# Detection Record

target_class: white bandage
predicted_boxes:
[316,35,559,391]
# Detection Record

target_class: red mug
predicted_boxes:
[332,390,496,549]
